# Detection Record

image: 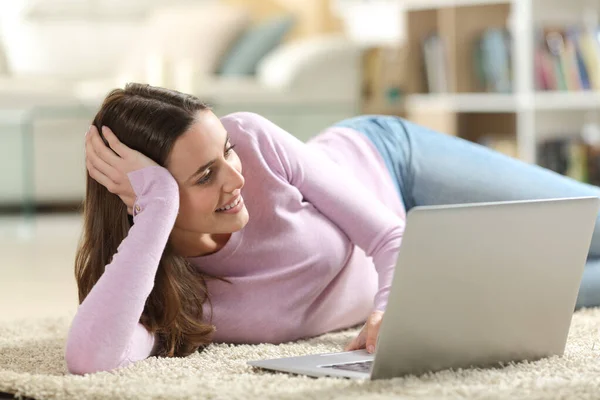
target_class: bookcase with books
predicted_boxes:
[361,45,408,117]
[398,0,600,185]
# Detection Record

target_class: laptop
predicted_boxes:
[248,197,600,380]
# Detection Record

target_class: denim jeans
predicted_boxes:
[335,115,600,309]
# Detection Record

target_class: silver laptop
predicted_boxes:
[248,197,600,380]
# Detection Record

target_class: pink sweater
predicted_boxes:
[65,112,406,375]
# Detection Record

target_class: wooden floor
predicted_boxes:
[0,213,81,322]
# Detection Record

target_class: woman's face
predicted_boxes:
[166,110,249,235]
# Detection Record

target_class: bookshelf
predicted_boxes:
[398,0,600,185]
[401,0,512,11]
[405,93,518,112]
[406,92,600,112]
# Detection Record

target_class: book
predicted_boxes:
[423,33,449,93]
[535,23,600,91]
[473,28,513,93]
[478,134,519,159]
[537,137,599,184]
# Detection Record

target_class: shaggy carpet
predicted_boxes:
[1,309,600,400]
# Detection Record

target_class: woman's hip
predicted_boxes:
[334,115,413,207]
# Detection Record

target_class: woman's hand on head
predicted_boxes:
[85,124,159,215]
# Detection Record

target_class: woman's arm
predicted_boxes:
[65,166,179,375]
[222,113,405,312]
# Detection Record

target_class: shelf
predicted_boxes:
[401,0,513,12]
[533,92,600,111]
[406,92,600,113]
[361,100,406,116]
[403,2,512,94]
[405,93,518,112]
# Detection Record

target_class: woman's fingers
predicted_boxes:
[86,159,118,194]
[344,328,367,351]
[89,126,123,167]
[365,311,384,354]
[87,146,121,185]
[101,125,128,158]
[85,127,121,183]
[344,338,357,352]
[86,125,121,166]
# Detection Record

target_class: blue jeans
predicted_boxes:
[335,115,600,309]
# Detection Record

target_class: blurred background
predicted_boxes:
[1,0,600,321]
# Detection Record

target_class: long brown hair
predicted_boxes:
[75,83,222,358]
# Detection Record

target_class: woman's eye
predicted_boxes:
[196,169,212,185]
[196,144,236,186]
[225,144,236,157]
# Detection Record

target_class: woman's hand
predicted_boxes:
[85,125,159,215]
[344,310,384,354]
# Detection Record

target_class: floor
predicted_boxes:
[0,213,82,323]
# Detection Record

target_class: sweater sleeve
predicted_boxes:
[222,113,405,312]
[65,166,179,375]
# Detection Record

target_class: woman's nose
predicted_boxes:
[223,162,244,193]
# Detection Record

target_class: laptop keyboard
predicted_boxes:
[322,360,373,373]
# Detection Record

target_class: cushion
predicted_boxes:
[217,14,296,76]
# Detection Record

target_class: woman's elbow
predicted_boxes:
[64,342,132,375]
[65,351,105,375]
[65,352,100,375]
[65,355,134,375]
[65,357,98,376]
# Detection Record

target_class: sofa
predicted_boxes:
[0,1,363,206]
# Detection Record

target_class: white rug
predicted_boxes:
[1,309,600,400]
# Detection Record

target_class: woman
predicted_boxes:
[65,83,600,375]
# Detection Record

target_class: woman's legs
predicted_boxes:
[397,118,600,309]
[393,119,600,246]
[336,115,600,308]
